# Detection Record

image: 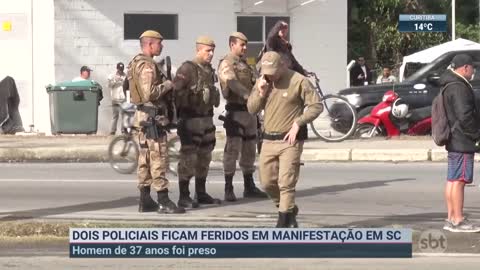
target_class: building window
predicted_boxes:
[237,16,263,42]
[236,15,290,63]
[124,14,178,40]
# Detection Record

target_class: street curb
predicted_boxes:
[431,149,447,162]
[0,147,449,162]
[0,146,109,162]
[302,149,352,161]
[351,149,430,162]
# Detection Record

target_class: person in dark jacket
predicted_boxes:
[441,54,480,233]
[264,21,307,76]
[349,57,372,86]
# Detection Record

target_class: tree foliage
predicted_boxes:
[348,0,479,69]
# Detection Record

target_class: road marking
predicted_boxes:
[0,179,134,183]
[0,179,229,184]
[414,253,480,257]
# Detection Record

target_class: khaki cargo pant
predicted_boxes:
[259,139,304,212]
[223,111,257,176]
[136,130,169,192]
[177,117,216,182]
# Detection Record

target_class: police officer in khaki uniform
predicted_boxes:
[218,32,267,201]
[127,30,185,214]
[247,51,323,227]
[173,36,221,208]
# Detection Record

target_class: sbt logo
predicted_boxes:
[418,230,447,253]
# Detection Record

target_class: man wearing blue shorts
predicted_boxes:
[442,54,480,233]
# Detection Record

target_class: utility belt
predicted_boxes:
[263,125,308,141]
[177,120,216,148]
[178,108,214,119]
[223,103,252,139]
[225,103,248,112]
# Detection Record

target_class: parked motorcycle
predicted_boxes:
[354,90,432,138]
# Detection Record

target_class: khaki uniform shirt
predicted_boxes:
[247,70,323,133]
[127,53,171,127]
[218,53,255,105]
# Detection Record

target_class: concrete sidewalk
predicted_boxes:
[0,133,454,162]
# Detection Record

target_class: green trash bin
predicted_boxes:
[46,80,102,134]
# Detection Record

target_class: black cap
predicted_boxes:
[80,66,93,72]
[117,62,124,69]
[451,54,473,69]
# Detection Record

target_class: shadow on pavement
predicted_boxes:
[0,178,415,220]
[0,196,137,221]
[191,178,416,212]
[296,178,415,198]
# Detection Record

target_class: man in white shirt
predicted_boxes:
[71,65,103,107]
[376,67,397,84]
[72,66,92,81]
[107,62,127,135]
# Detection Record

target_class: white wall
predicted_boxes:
[237,0,288,13]
[0,0,54,133]
[289,0,347,94]
[33,0,55,133]
[0,1,32,131]
[0,0,346,134]
[53,0,347,134]
[235,0,347,93]
[55,0,235,134]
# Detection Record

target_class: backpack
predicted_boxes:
[431,82,458,146]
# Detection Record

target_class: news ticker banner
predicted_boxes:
[398,14,447,32]
[70,228,412,258]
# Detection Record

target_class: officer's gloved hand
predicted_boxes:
[202,87,210,105]
[163,80,174,92]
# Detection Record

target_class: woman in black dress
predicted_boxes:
[264,21,307,76]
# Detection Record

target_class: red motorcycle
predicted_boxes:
[354,90,432,138]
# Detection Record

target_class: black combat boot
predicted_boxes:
[194,177,221,205]
[177,181,199,208]
[224,174,237,202]
[138,186,159,212]
[286,212,299,228]
[243,173,268,198]
[276,204,299,216]
[157,190,186,214]
[276,212,289,228]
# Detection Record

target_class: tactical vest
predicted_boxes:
[176,61,219,117]
[218,55,256,104]
[127,54,177,127]
[127,54,163,105]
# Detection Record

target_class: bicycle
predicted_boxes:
[307,72,357,142]
[108,102,180,176]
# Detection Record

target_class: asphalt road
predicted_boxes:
[1,256,480,270]
[0,162,479,256]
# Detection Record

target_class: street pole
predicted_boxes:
[452,0,456,40]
